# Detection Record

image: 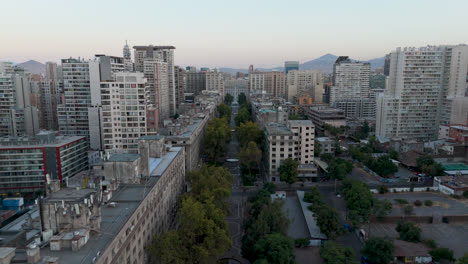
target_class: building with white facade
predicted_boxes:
[249,71,264,92]
[134,45,176,116]
[144,59,170,131]
[376,45,468,142]
[330,56,373,118]
[205,70,225,95]
[224,78,248,101]
[101,72,148,153]
[264,120,316,182]
[286,70,323,103]
[123,41,133,72]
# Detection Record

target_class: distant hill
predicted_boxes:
[220,53,385,75]
[16,60,45,75]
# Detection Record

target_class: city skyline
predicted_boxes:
[1,0,468,68]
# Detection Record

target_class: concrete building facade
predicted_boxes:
[286,70,323,103]
[264,71,286,98]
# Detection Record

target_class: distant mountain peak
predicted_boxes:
[16,60,45,75]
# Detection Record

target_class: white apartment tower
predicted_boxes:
[330,57,373,118]
[376,45,468,142]
[249,71,264,92]
[286,70,323,103]
[101,72,147,153]
[134,45,176,116]
[144,59,170,131]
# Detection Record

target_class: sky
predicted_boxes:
[1,0,468,68]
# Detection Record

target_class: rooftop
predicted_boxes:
[442,163,468,171]
[265,123,293,136]
[133,45,176,50]
[139,135,164,141]
[107,153,140,162]
[296,191,327,240]
[393,240,430,257]
[44,188,96,203]
[316,137,333,142]
[288,120,314,127]
[0,135,85,149]
[150,147,182,176]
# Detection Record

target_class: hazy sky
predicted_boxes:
[1,0,467,68]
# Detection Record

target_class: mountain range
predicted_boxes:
[13,54,385,77]
[220,54,385,75]
[16,60,46,75]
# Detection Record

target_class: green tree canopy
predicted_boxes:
[416,154,444,176]
[320,241,358,264]
[313,204,343,239]
[278,158,299,184]
[458,253,468,264]
[235,107,251,126]
[373,199,392,220]
[239,141,262,177]
[326,158,353,180]
[217,103,231,121]
[238,92,247,105]
[188,165,233,212]
[362,237,394,264]
[396,220,421,242]
[224,93,234,105]
[430,247,455,262]
[252,234,295,264]
[235,121,264,148]
[204,118,231,163]
[341,179,374,227]
[314,140,322,157]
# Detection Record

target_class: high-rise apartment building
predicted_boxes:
[57,58,93,138]
[264,71,286,98]
[174,66,185,107]
[376,45,468,142]
[45,62,58,80]
[134,45,176,116]
[286,70,323,103]
[330,56,373,118]
[249,71,264,92]
[123,41,133,72]
[101,72,147,153]
[31,79,59,130]
[185,71,206,95]
[284,61,299,73]
[205,70,225,94]
[144,59,169,132]
[0,72,39,137]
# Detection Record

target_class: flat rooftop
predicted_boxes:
[316,137,332,142]
[44,188,96,202]
[107,153,140,162]
[133,45,175,50]
[288,120,314,127]
[265,123,293,136]
[0,136,85,149]
[296,191,327,240]
[150,147,182,176]
[442,163,468,171]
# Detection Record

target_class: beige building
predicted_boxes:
[249,71,264,92]
[144,59,170,129]
[101,72,148,154]
[205,70,225,95]
[39,136,186,264]
[264,71,286,98]
[286,70,323,103]
[264,120,316,182]
[303,105,346,134]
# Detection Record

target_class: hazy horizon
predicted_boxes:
[1,0,467,68]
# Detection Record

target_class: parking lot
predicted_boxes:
[375,192,468,216]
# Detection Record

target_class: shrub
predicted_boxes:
[423,239,437,249]
[394,198,408,204]
[426,187,430,192]
[463,190,468,199]
[414,200,422,207]
[424,200,433,206]
[403,205,413,216]
[430,247,455,262]
[451,194,461,199]
[396,220,421,242]
[294,238,310,248]
[378,185,389,194]
[410,183,415,192]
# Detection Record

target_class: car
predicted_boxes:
[344,224,352,232]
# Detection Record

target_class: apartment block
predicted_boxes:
[144,59,170,129]
[264,120,316,183]
[316,137,335,154]
[0,132,88,193]
[185,71,206,95]
[249,71,264,92]
[286,70,323,103]
[376,45,468,142]
[264,71,286,98]
[303,105,346,134]
[174,66,185,108]
[330,56,373,118]
[101,72,148,153]
[205,70,225,95]
[284,61,299,74]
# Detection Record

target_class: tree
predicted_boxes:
[430,247,455,262]
[361,237,394,264]
[458,253,468,264]
[314,140,322,157]
[253,234,295,264]
[278,158,299,184]
[173,112,180,119]
[224,93,234,105]
[204,118,231,163]
[416,154,444,176]
[320,241,357,264]
[303,186,322,204]
[217,102,231,121]
[389,149,399,160]
[238,92,247,106]
[235,121,264,148]
[326,158,353,180]
[288,114,301,120]
[313,204,343,239]
[320,153,334,162]
[362,120,370,137]
[373,199,392,220]
[369,155,398,178]
[188,165,233,212]
[341,179,374,227]
[149,196,231,263]
[239,141,262,179]
[396,220,421,242]
[235,107,251,126]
